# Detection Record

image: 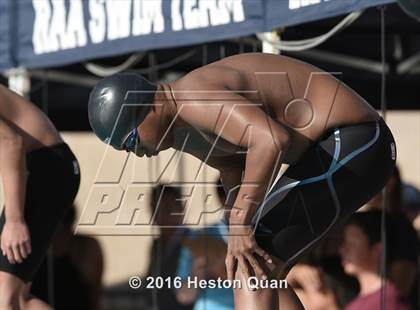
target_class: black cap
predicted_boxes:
[88,72,156,150]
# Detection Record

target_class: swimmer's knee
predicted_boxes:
[0,272,27,303]
[271,260,291,279]
[0,271,24,289]
[19,294,53,310]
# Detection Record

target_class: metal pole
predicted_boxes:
[239,37,245,54]
[42,70,49,114]
[7,67,30,98]
[148,51,160,310]
[220,44,226,59]
[379,6,387,310]
[261,31,280,55]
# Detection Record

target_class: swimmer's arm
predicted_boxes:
[0,116,26,222]
[230,133,288,224]
[177,89,289,224]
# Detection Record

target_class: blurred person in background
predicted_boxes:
[30,204,103,310]
[143,183,191,310]
[287,255,358,310]
[175,179,233,310]
[402,184,420,228]
[175,224,233,310]
[339,210,410,310]
[364,166,419,308]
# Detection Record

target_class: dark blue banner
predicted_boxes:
[265,0,394,29]
[0,0,13,71]
[0,0,394,71]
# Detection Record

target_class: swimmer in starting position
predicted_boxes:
[88,53,396,309]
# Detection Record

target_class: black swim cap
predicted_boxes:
[88,72,157,150]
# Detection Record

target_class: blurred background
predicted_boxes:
[0,0,419,309]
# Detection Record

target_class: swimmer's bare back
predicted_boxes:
[0,85,62,153]
[167,53,379,164]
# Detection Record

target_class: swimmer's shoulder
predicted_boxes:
[173,65,252,102]
[0,84,31,117]
[0,83,8,95]
[217,53,324,72]
[0,84,12,113]
[169,66,231,100]
[173,53,319,89]
[0,83,7,94]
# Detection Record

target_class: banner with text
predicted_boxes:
[0,0,394,71]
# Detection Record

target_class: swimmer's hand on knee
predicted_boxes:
[1,219,32,264]
[226,225,273,283]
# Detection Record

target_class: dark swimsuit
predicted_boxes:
[0,143,80,282]
[252,118,396,268]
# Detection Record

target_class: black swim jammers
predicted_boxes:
[0,143,80,282]
[253,118,396,268]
